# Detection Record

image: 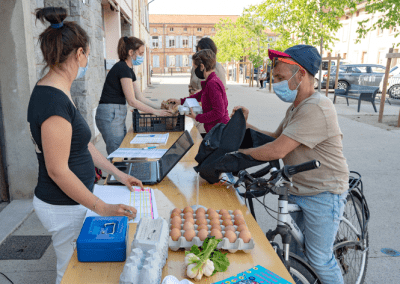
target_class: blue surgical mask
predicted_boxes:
[75,52,89,80]
[272,69,302,103]
[132,55,144,66]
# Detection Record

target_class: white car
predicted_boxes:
[379,65,400,99]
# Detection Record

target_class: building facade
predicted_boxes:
[0,0,150,201]
[149,15,239,74]
[325,2,399,68]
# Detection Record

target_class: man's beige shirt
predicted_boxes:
[276,92,349,196]
[189,62,227,94]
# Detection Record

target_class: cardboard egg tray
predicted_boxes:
[168,209,255,253]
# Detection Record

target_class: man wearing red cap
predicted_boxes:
[233,45,349,284]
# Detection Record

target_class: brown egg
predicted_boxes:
[224,225,236,232]
[196,207,206,215]
[197,224,208,231]
[183,206,194,214]
[239,230,252,243]
[184,212,193,219]
[195,212,206,219]
[170,211,181,218]
[183,222,194,231]
[184,229,196,241]
[170,228,181,241]
[234,216,246,226]
[172,208,182,215]
[210,229,223,239]
[209,218,220,227]
[219,209,229,215]
[237,224,248,232]
[222,219,233,227]
[170,222,182,230]
[211,224,222,231]
[184,216,194,224]
[195,218,207,226]
[171,216,182,227]
[233,209,243,216]
[207,208,216,215]
[197,229,208,241]
[208,211,219,220]
[224,230,237,243]
[221,213,232,220]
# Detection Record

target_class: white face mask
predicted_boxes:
[75,51,89,80]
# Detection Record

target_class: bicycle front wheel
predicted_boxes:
[289,256,320,284]
[334,194,369,284]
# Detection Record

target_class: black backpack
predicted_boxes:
[194,109,279,184]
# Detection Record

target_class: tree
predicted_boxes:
[355,0,400,47]
[213,18,246,63]
[249,0,357,51]
[213,12,271,86]
[238,9,271,86]
[248,0,357,90]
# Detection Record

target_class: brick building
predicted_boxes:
[149,15,239,74]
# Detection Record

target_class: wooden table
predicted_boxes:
[61,119,294,284]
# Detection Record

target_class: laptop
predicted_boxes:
[106,131,194,185]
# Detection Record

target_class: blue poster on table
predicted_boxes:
[212,265,292,284]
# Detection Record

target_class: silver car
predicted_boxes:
[322,64,386,90]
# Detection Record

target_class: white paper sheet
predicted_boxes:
[85,185,159,223]
[130,133,169,144]
[107,148,167,159]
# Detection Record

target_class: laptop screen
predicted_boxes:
[159,131,194,179]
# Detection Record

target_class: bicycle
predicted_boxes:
[229,160,370,284]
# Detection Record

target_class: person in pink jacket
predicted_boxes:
[168,49,230,137]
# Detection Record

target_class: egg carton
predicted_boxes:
[178,105,203,116]
[120,248,163,284]
[168,209,255,253]
[131,217,169,267]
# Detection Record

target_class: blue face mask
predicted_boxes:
[272,69,302,103]
[75,52,89,80]
[132,55,144,66]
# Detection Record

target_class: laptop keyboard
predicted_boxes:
[130,163,152,180]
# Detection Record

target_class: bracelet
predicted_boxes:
[93,197,100,211]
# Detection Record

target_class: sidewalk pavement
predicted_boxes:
[0,75,399,283]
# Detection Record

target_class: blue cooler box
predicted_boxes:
[77,216,128,262]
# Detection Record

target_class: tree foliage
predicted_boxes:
[355,0,400,47]
[249,0,357,52]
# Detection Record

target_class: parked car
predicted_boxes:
[321,64,386,90]
[379,65,400,99]
[314,60,336,88]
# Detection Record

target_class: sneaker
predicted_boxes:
[259,87,264,89]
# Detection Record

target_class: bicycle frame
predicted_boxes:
[277,200,361,257]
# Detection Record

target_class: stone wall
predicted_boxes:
[32,0,105,141]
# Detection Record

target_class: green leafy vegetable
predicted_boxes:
[186,245,201,256]
[184,237,230,277]
[211,250,230,275]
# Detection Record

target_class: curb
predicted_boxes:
[0,199,34,244]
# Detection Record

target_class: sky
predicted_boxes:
[148,0,265,15]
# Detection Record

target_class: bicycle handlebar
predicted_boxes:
[283,160,321,178]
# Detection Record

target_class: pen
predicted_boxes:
[139,135,155,137]
[142,146,157,150]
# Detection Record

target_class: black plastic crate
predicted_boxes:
[132,109,185,133]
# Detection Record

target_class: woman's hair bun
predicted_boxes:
[35,7,68,25]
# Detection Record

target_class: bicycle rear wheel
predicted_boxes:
[334,194,369,284]
[289,256,320,284]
